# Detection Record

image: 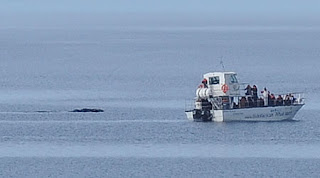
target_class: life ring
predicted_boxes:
[221,84,229,93]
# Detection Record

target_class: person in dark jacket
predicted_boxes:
[276,95,284,106]
[252,85,258,106]
[239,97,247,108]
[248,97,254,108]
[245,85,252,95]
[270,94,276,106]
[284,94,290,105]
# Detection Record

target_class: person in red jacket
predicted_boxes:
[198,78,208,88]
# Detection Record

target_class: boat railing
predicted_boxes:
[187,89,304,111]
[259,92,304,104]
[276,92,305,105]
[185,97,225,111]
[247,92,305,106]
[293,92,305,105]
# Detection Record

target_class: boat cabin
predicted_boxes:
[203,72,240,96]
[195,72,241,110]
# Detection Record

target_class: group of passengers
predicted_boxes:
[235,85,295,109]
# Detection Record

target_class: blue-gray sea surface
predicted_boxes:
[0,26,320,177]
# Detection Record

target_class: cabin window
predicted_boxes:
[209,76,220,85]
[230,75,238,83]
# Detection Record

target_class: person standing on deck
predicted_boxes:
[245,85,252,95]
[198,79,208,88]
[261,88,268,107]
[202,79,208,88]
[252,85,258,105]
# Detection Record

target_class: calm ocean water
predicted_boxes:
[0,26,320,177]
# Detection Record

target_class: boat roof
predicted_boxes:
[204,72,237,76]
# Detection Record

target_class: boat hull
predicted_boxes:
[185,104,303,122]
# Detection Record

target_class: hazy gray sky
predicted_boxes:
[1,0,319,27]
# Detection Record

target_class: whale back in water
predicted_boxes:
[71,108,104,112]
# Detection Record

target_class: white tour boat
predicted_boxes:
[185,72,304,122]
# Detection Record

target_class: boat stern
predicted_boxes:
[185,110,194,121]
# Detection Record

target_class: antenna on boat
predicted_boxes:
[219,56,225,71]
